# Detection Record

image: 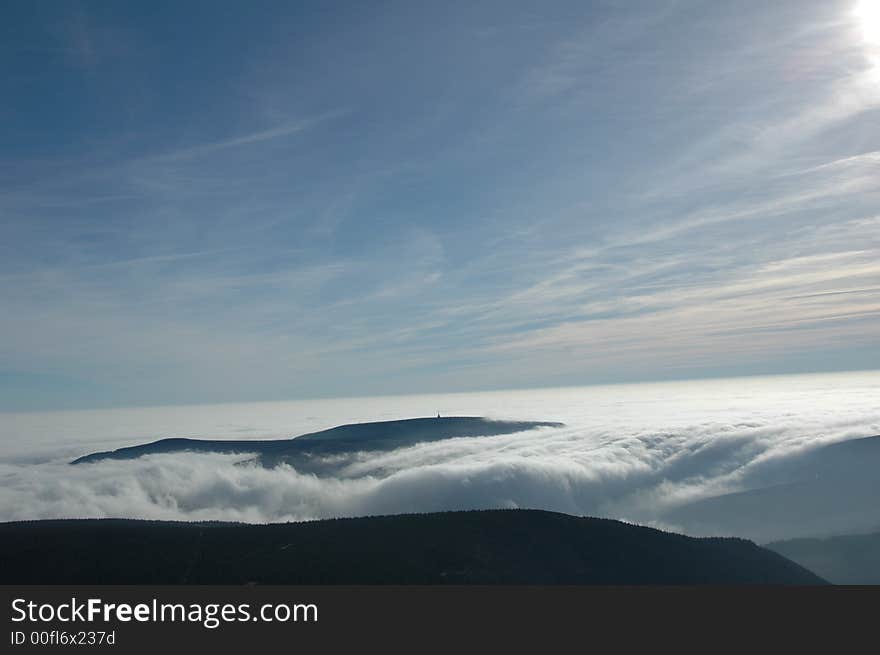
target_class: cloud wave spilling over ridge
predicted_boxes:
[1,373,879,542]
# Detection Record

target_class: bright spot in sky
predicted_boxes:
[855,0,880,44]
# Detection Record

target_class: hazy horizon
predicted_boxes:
[3,366,879,414]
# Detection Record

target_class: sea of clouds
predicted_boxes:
[1,372,879,541]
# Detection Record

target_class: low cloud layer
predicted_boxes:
[1,373,879,542]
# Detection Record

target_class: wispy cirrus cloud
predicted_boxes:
[147,110,347,162]
[1,1,879,409]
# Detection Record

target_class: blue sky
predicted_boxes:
[2,0,879,410]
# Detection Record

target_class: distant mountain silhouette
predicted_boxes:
[768,530,880,585]
[71,417,563,472]
[663,435,880,541]
[0,510,826,584]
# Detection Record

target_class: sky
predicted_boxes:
[2,0,880,411]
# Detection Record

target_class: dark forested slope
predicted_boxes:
[0,509,826,584]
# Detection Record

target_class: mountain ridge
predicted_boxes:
[662,434,880,541]
[71,416,563,472]
[768,530,880,584]
[0,509,827,585]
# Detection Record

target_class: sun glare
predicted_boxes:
[855,0,880,44]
